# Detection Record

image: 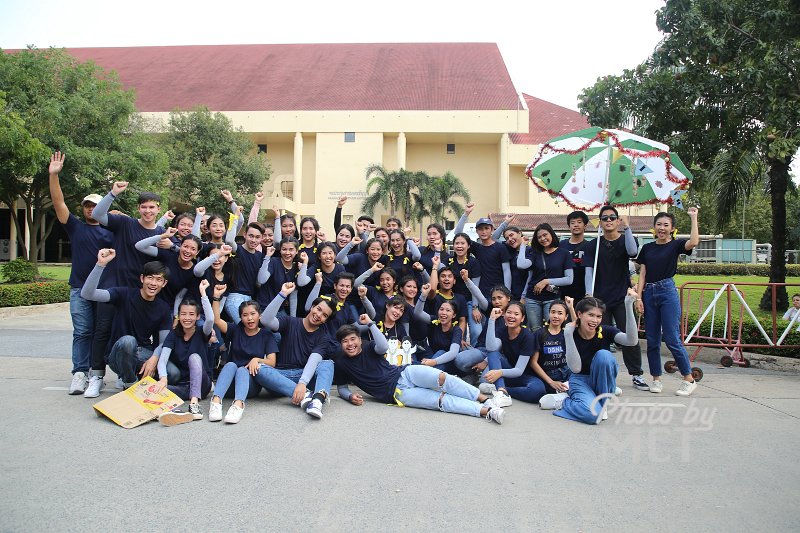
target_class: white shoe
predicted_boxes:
[675,380,697,397]
[83,376,105,398]
[539,392,568,410]
[614,386,622,396]
[490,389,512,408]
[299,391,313,410]
[601,406,609,421]
[224,404,244,424]
[306,398,324,419]
[116,377,125,389]
[478,383,497,396]
[69,372,88,395]
[650,380,663,393]
[209,400,223,422]
[485,406,505,424]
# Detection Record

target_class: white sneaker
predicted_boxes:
[490,389,512,408]
[306,398,324,419]
[478,383,497,396]
[650,380,663,393]
[83,376,105,398]
[614,386,622,396]
[601,406,609,421]
[675,380,697,397]
[299,391,313,409]
[69,372,88,395]
[209,400,223,422]
[485,406,505,424]
[540,392,568,410]
[224,404,244,424]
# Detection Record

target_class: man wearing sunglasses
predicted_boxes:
[583,205,648,391]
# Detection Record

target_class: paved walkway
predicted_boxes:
[1,304,798,531]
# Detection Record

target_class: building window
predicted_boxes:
[344,132,356,143]
[446,143,455,154]
[257,144,267,154]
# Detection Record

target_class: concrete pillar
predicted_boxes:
[293,132,303,206]
[9,209,17,260]
[397,132,407,170]
[40,215,46,261]
[24,204,32,260]
[499,133,509,211]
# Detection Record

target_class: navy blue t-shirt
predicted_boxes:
[233,247,264,296]
[103,214,164,288]
[275,315,330,369]
[63,215,113,288]
[163,328,211,381]
[573,325,621,376]
[155,249,198,308]
[523,247,573,302]
[505,244,529,299]
[257,257,300,311]
[450,255,482,299]
[471,241,510,298]
[427,292,468,325]
[426,324,462,352]
[387,251,416,280]
[495,326,536,374]
[107,287,172,351]
[419,247,451,275]
[558,238,591,300]
[224,321,279,367]
[315,264,346,297]
[533,328,568,379]
[583,235,637,307]
[333,341,403,404]
[636,239,691,283]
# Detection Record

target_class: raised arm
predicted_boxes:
[135,229,176,258]
[414,283,433,323]
[517,241,532,269]
[686,207,700,251]
[406,238,421,261]
[248,192,264,224]
[257,256,273,286]
[453,202,474,235]
[305,273,323,312]
[613,290,640,347]
[335,239,358,264]
[93,181,128,226]
[80,249,115,302]
[333,196,346,232]
[485,308,503,352]
[464,274,488,311]
[199,285,215,336]
[210,282,229,335]
[260,282,295,331]
[492,214,513,241]
[47,152,70,225]
[358,286,377,319]
[502,262,511,290]
[192,207,205,237]
[623,224,638,256]
[296,254,311,287]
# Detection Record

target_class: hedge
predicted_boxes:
[0,281,70,307]
[676,263,800,277]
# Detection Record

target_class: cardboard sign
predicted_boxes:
[93,377,184,429]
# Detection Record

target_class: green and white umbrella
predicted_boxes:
[525,127,693,211]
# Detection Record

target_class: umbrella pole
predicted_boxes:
[590,132,613,295]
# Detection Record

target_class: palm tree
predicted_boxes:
[422,171,471,224]
[361,165,420,222]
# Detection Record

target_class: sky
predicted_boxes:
[0,0,667,111]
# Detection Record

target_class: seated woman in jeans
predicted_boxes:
[529,300,572,396]
[413,283,463,374]
[634,207,700,396]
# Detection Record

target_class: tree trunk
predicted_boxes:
[759,155,790,311]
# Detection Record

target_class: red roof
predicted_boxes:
[512,93,590,145]
[58,43,522,112]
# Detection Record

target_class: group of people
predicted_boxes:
[51,149,702,427]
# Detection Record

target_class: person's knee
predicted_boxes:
[594,349,615,367]
[235,366,250,377]
[188,353,202,365]
[438,372,446,387]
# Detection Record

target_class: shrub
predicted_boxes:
[0,281,70,307]
[1,258,36,283]
[676,263,800,277]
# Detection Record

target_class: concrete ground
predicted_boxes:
[1,303,799,532]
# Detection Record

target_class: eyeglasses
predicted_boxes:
[600,215,619,222]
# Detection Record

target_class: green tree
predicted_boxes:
[163,107,270,214]
[579,0,800,309]
[413,171,471,226]
[0,47,168,269]
[361,165,423,223]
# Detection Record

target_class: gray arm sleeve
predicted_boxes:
[274,213,281,238]
[492,220,508,241]
[502,262,511,290]
[299,352,323,385]
[173,288,187,316]
[624,226,638,256]
[354,268,372,288]
[465,278,488,310]
[194,253,218,277]
[549,269,574,287]
[305,282,322,312]
[564,324,582,373]
[370,322,389,353]
[584,267,594,296]
[230,202,244,233]
[201,296,215,335]
[485,318,501,352]
[93,192,114,226]
[289,291,298,317]
[157,347,172,379]
[502,354,530,379]
[407,239,421,261]
[362,297,377,320]
[521,271,533,297]
[257,257,271,285]
[134,234,161,257]
[260,293,285,331]
[613,296,640,347]
[420,269,431,283]
[338,385,353,401]
[454,212,468,235]
[225,218,238,249]
[517,243,532,269]
[80,264,111,302]
[433,342,460,365]
[153,329,169,357]
[296,263,311,287]
[155,214,169,228]
[413,296,432,323]
[192,212,202,237]
[335,241,355,264]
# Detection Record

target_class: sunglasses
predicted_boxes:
[600,215,619,222]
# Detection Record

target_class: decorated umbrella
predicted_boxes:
[525,127,694,293]
[525,127,693,211]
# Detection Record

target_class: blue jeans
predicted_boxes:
[485,351,547,403]
[69,287,95,374]
[555,350,618,425]
[107,336,154,385]
[466,301,483,345]
[525,299,554,330]
[225,292,252,324]
[429,349,460,374]
[644,278,692,377]
[455,346,489,374]
[214,362,261,402]
[255,360,334,398]
[395,365,482,417]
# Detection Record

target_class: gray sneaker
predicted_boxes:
[478,383,497,396]
[69,372,88,395]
